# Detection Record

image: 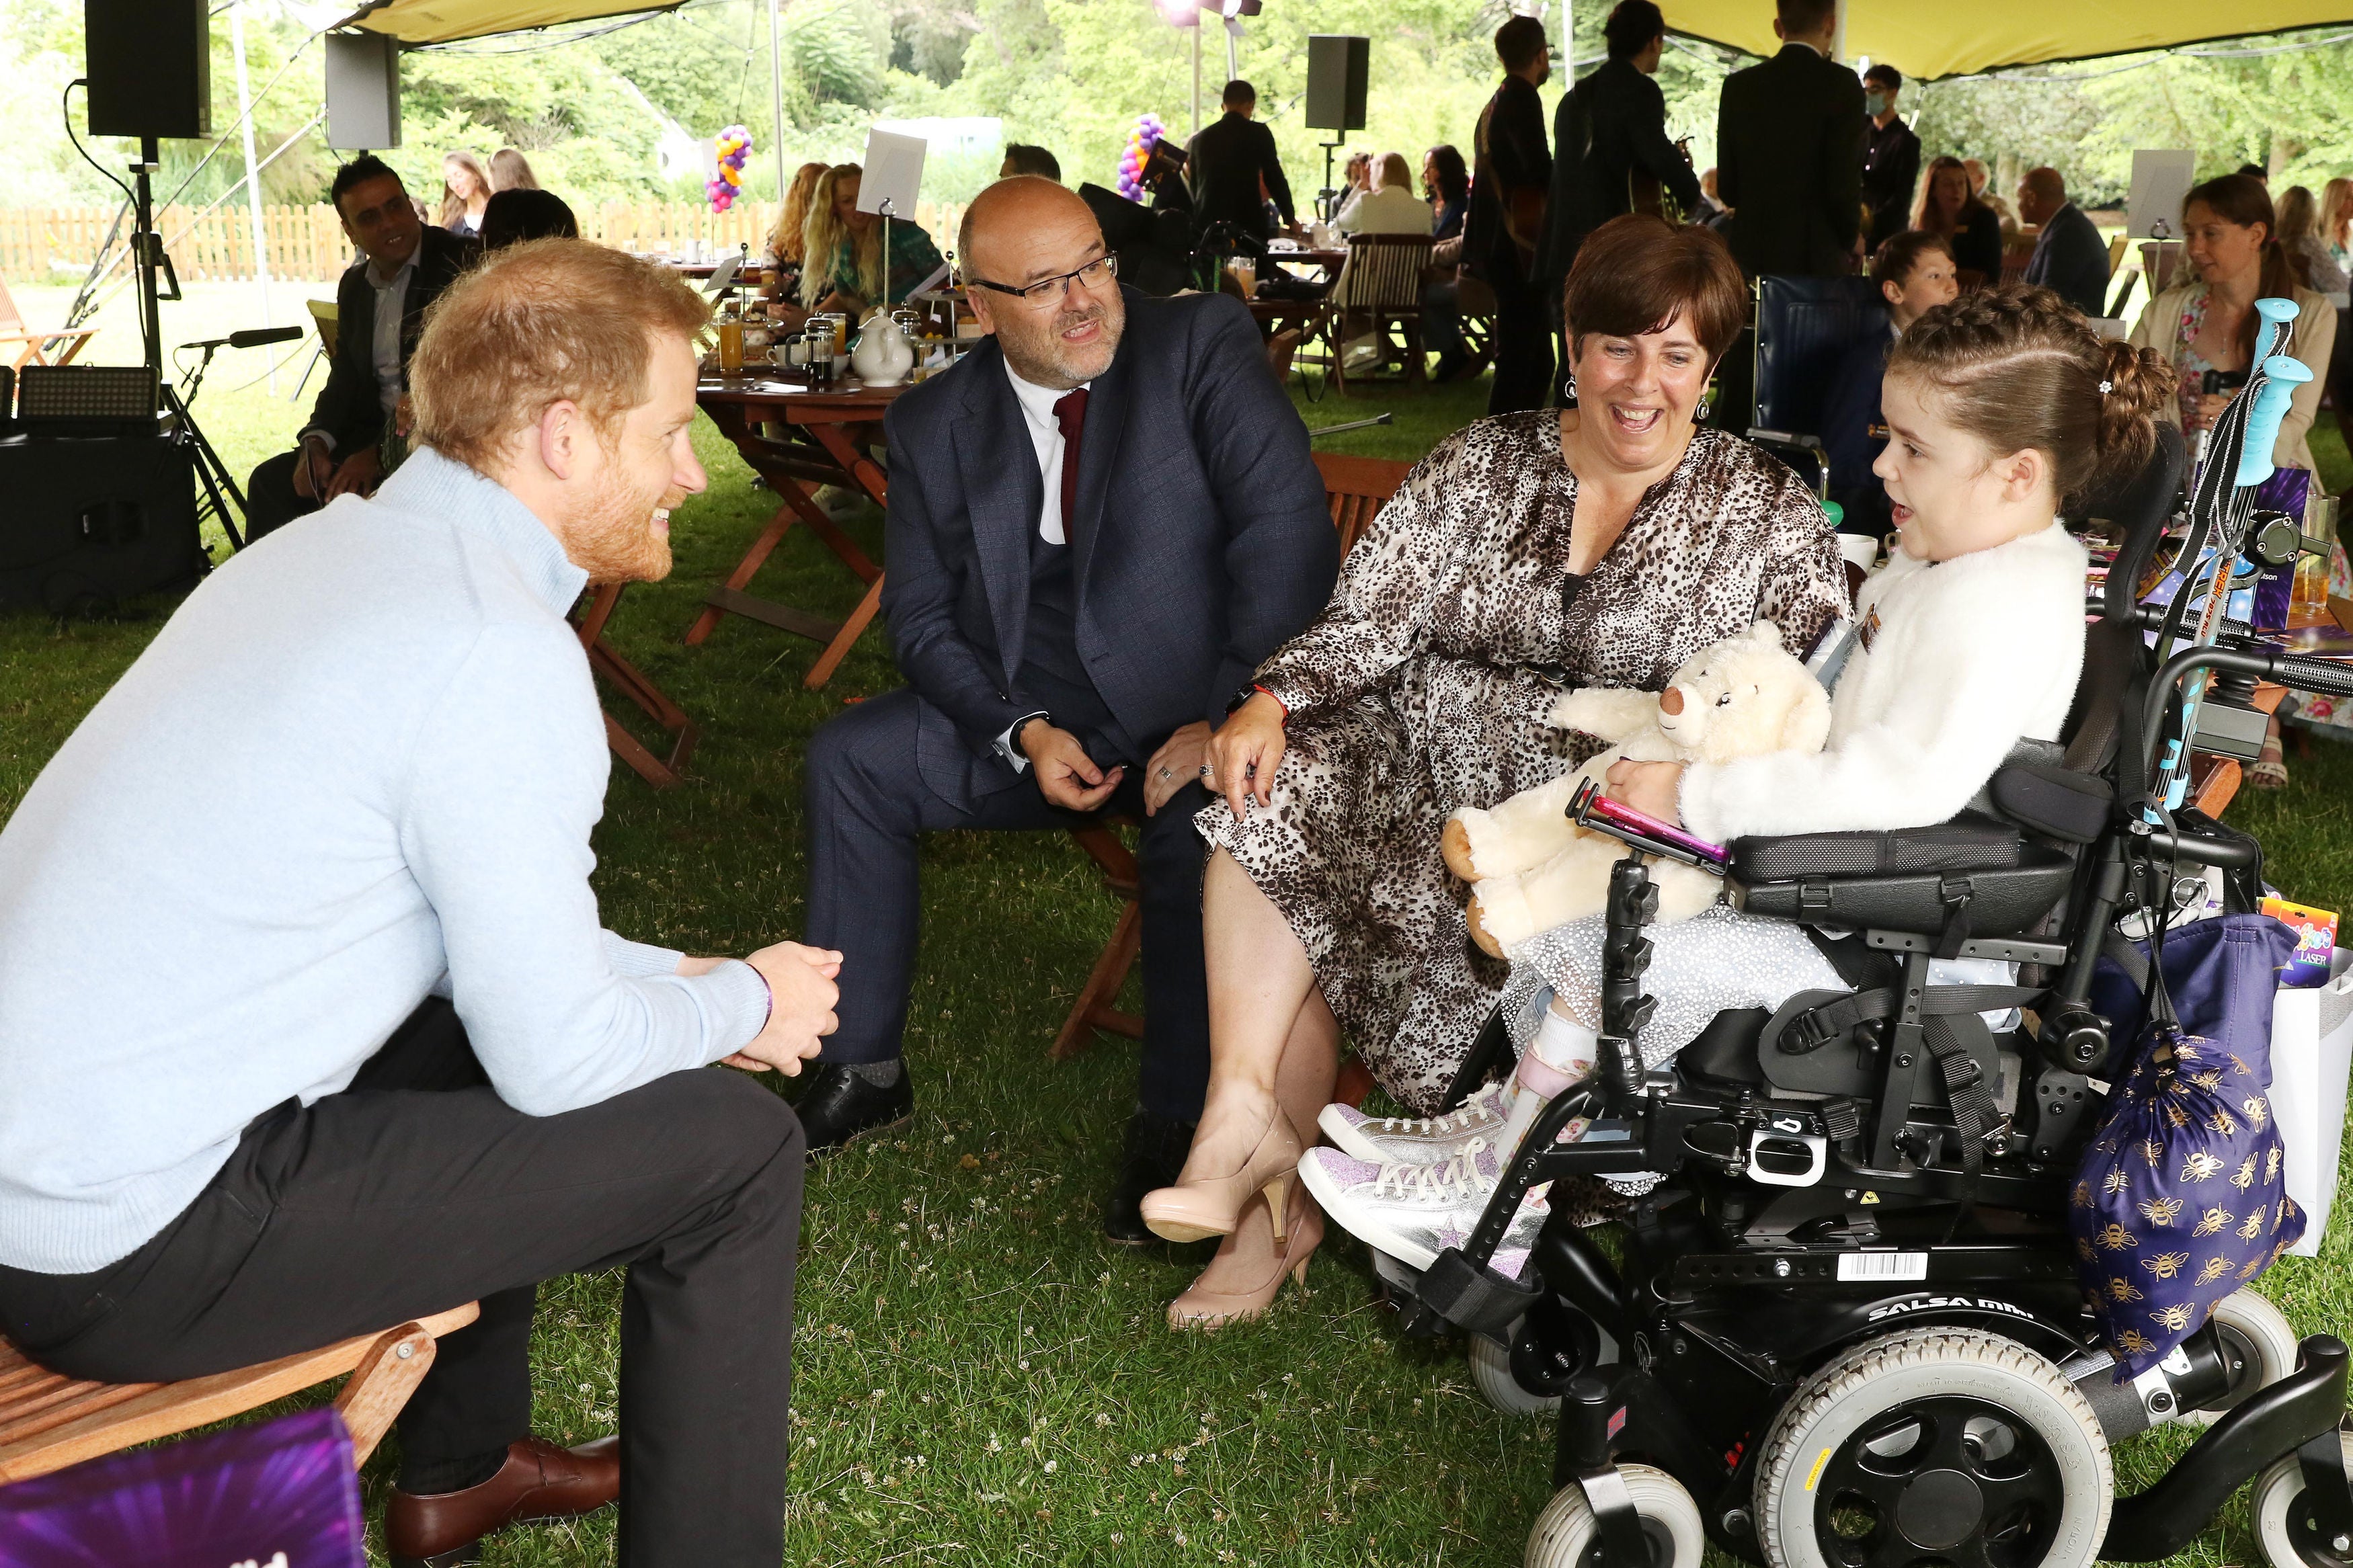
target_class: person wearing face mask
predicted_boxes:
[1858,64,1918,253]
[1140,216,1847,1329]
[1819,231,1957,542]
[2128,173,2336,470]
[795,177,1336,1243]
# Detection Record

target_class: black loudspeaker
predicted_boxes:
[0,438,206,614]
[1304,35,1369,132]
[85,0,211,139]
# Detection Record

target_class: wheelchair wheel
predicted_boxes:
[2252,1432,2353,1568]
[2185,1288,2300,1427]
[1756,1326,2111,1568]
[1525,1464,1704,1568]
[1472,1321,1560,1417]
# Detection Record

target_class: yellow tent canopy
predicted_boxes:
[339,0,678,46]
[1663,1,2353,80]
[338,0,2353,75]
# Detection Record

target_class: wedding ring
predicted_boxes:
[1158,767,1173,780]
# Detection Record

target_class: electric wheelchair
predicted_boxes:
[1379,424,2353,1568]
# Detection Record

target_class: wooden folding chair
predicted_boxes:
[1326,233,1435,395]
[292,300,340,401]
[576,583,698,788]
[1048,452,1414,1061]
[0,1303,479,1486]
[0,276,97,372]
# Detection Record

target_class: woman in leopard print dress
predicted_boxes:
[1141,218,1850,1327]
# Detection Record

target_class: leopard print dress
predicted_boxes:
[1196,411,1849,1113]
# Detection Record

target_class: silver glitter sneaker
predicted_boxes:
[1299,1139,1547,1273]
[1316,1079,1511,1166]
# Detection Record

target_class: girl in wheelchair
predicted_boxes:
[1309,286,2175,1242]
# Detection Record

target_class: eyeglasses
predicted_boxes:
[969,253,1119,306]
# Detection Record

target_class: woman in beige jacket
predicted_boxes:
[2129,171,2336,790]
[2129,172,2338,473]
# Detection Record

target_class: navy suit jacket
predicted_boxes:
[879,288,1338,796]
[301,225,475,457]
[2024,202,2112,319]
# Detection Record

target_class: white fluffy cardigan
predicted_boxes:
[1679,520,2088,843]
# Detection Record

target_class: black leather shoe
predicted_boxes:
[1103,1110,1197,1244]
[795,1061,915,1156]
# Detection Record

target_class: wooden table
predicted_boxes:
[1267,246,1347,281]
[575,582,697,788]
[691,374,908,688]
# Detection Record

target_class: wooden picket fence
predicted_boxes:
[0,200,968,286]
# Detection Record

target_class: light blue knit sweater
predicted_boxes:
[0,449,772,1274]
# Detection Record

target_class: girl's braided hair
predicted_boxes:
[1887,283,2174,513]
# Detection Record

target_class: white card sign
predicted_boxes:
[2126,150,2197,239]
[859,128,927,218]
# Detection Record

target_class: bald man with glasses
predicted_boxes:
[796,177,1335,1237]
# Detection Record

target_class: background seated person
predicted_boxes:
[1139,216,1849,1327]
[0,241,839,1568]
[1424,144,1474,381]
[1000,142,1062,181]
[244,155,475,540]
[1820,231,1956,542]
[793,163,945,323]
[796,177,1336,1247]
[2128,173,2337,470]
[2016,166,2112,319]
[1913,155,2002,284]
[760,161,828,306]
[1334,153,1435,237]
[479,188,579,249]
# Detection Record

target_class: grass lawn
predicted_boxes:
[7,282,2353,1567]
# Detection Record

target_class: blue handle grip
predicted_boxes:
[2236,354,2313,487]
[2255,296,2301,362]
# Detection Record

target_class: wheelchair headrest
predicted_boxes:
[2083,422,2188,624]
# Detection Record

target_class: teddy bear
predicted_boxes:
[1443,620,1833,956]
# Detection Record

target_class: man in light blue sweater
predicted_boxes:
[0,239,839,1567]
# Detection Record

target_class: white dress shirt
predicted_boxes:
[1335,185,1435,237]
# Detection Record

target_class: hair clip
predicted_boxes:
[2098,379,2114,394]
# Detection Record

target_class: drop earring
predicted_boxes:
[1696,393,1713,420]
[1564,370,1578,401]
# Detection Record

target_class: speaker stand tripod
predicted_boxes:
[130,136,249,552]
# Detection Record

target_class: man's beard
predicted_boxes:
[565,468,682,585]
[1005,290,1125,387]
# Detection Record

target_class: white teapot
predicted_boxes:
[850,310,916,386]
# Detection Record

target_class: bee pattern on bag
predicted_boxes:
[2142,1137,2165,1169]
[2117,1328,2156,1356]
[2192,1206,2233,1237]
[2206,1106,2239,1136]
[2095,1223,2139,1252]
[2240,1254,2266,1280]
[2072,1180,2093,1207]
[2138,1196,2184,1227]
[2108,1276,2144,1303]
[2181,1151,2226,1183]
[2243,1097,2269,1130]
[2164,1102,2191,1128]
[2141,1250,2190,1280]
[2151,1303,2196,1332]
[2195,1256,2233,1285]
[2231,1155,2260,1192]
[2188,1069,2225,1092]
[2229,1052,2251,1075]
[2076,1237,2096,1263]
[2267,1147,2282,1183]
[2239,1209,2269,1241]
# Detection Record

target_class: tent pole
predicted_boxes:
[1192,17,1201,138]
[769,0,787,206]
[231,1,276,393]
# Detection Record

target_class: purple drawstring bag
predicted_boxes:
[0,1407,363,1568]
[2073,913,2304,1376]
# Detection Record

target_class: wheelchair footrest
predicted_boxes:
[1415,1246,1543,1342]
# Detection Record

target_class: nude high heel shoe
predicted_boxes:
[1138,1108,1305,1245]
[1166,1196,1323,1331]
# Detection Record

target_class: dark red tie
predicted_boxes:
[1053,387,1089,536]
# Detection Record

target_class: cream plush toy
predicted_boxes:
[1444,621,1833,956]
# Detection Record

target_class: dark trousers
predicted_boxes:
[245,448,320,541]
[1484,259,1556,415]
[0,1001,803,1567]
[803,687,1213,1123]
